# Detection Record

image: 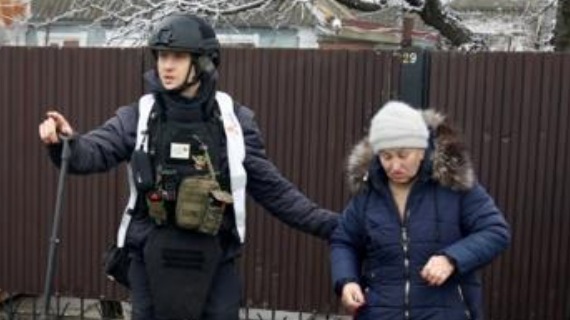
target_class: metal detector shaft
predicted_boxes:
[42,136,72,318]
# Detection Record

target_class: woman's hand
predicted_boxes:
[421,255,455,286]
[341,282,365,314]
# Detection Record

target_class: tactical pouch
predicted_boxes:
[103,244,131,288]
[175,176,232,235]
[198,189,232,234]
[147,193,167,224]
[131,149,154,192]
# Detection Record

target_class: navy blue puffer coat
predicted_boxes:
[331,110,510,320]
[48,70,338,258]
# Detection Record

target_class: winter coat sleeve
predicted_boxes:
[440,183,511,275]
[47,104,138,174]
[235,105,339,239]
[330,194,368,295]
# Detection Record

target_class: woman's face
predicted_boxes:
[378,148,425,185]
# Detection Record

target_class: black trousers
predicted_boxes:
[128,252,241,320]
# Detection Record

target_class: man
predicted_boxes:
[38,13,337,320]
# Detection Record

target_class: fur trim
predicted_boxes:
[346,139,374,194]
[346,109,475,193]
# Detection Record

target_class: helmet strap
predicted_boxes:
[169,61,200,95]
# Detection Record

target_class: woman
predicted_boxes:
[330,101,510,319]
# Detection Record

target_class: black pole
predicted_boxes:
[398,49,430,109]
[41,137,72,319]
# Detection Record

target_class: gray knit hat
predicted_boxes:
[368,101,429,153]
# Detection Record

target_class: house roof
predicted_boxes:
[31,0,106,22]
[31,0,544,27]
[28,0,439,48]
[29,0,316,28]
[29,0,415,30]
[449,0,544,11]
[211,3,317,29]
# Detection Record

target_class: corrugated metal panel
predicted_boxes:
[0,47,143,300]
[428,52,570,320]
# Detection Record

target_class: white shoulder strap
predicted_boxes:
[117,94,155,247]
[136,94,155,152]
[216,91,248,242]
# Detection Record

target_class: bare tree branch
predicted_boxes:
[57,0,280,45]
[302,0,343,31]
[415,0,486,49]
[529,0,557,50]
[553,0,570,50]
[29,2,88,29]
[28,0,518,50]
[525,0,557,20]
[200,0,274,15]
[333,0,386,11]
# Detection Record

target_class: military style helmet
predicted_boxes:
[148,13,220,67]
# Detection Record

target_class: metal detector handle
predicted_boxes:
[60,135,72,161]
[42,135,72,319]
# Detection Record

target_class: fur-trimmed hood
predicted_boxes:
[346,109,475,193]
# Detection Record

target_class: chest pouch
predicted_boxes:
[175,176,232,235]
[131,149,155,192]
[174,141,233,235]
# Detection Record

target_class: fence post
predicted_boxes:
[397,49,430,109]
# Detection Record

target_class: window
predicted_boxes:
[36,30,87,47]
[217,33,259,48]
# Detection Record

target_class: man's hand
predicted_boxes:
[420,255,455,286]
[341,282,365,314]
[39,111,74,144]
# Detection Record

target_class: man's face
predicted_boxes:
[156,50,194,90]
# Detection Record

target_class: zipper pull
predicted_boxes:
[401,226,409,243]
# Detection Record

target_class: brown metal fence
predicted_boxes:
[0,47,144,301]
[0,47,398,315]
[1,47,569,319]
[429,52,570,320]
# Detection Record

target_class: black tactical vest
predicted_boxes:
[146,94,229,223]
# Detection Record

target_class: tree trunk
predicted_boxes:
[334,0,385,11]
[418,0,485,49]
[334,0,486,49]
[553,0,570,51]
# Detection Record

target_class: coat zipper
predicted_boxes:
[401,210,411,320]
[388,182,419,320]
[457,285,472,320]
